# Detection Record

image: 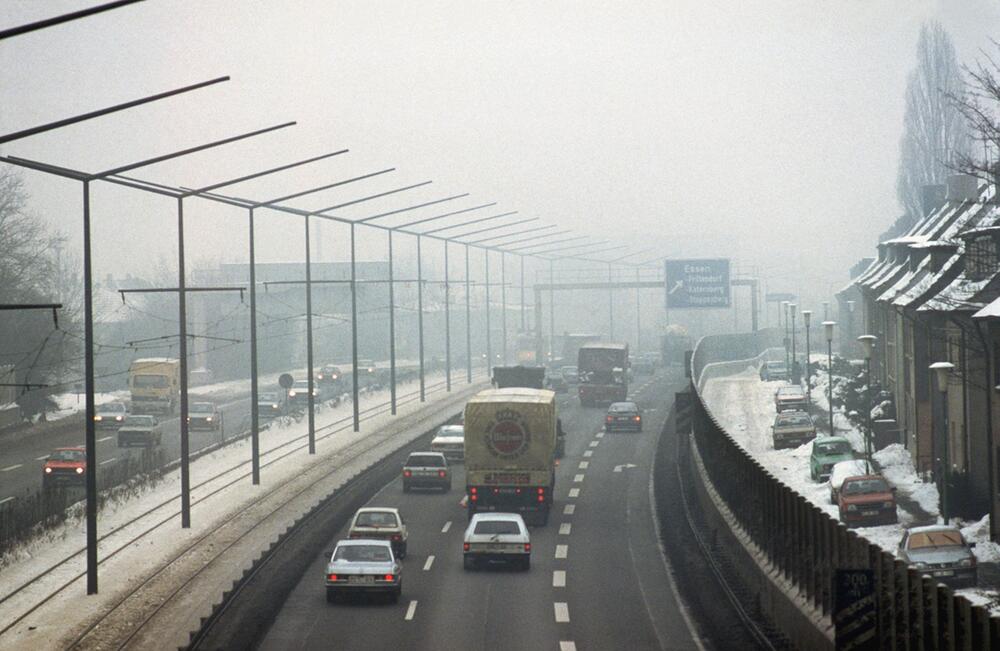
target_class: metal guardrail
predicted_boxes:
[689,330,1000,649]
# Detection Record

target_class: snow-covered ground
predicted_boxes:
[701,365,1000,610]
[0,369,485,649]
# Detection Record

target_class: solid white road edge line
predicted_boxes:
[423,555,434,571]
[555,544,568,559]
[553,570,566,587]
[554,602,570,623]
[405,600,418,621]
[441,521,452,533]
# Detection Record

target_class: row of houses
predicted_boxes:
[838,171,1000,540]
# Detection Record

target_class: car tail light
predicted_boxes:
[515,488,521,494]
[403,470,412,477]
[470,493,477,502]
[470,486,477,493]
[384,574,395,581]
[327,573,338,581]
[391,534,401,541]
[493,488,499,494]
[524,543,531,552]
[606,416,613,423]
[537,487,545,503]
[463,542,470,551]
[438,470,446,478]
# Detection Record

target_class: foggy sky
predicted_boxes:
[2,0,999,311]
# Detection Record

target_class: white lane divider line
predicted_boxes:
[596,432,604,439]
[563,504,575,515]
[35,455,50,461]
[568,488,580,498]
[553,570,566,588]
[554,602,570,623]
[0,496,14,506]
[405,600,418,620]
[559,523,572,535]
[423,555,435,571]
[573,474,584,483]
[583,450,593,458]
[559,642,577,651]
[555,544,568,559]
[97,436,113,443]
[588,441,599,448]
[99,458,117,466]
[578,461,589,470]
[441,521,452,533]
[1,465,22,472]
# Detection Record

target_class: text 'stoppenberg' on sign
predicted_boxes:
[664,259,731,309]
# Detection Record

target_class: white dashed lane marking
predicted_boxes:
[553,570,566,587]
[554,602,570,623]
[573,474,584,483]
[423,555,434,571]
[555,544,568,559]
[99,457,116,466]
[563,504,575,515]
[441,521,452,533]
[578,461,589,469]
[559,523,572,535]
[568,488,580,498]
[97,436,113,443]
[35,455,49,461]
[405,600,418,620]
[559,642,577,651]
[596,432,604,439]
[1,465,22,472]
[588,441,599,448]
[0,497,14,506]
[583,450,593,458]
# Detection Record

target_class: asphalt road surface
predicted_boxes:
[260,368,702,651]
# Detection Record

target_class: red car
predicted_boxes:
[43,447,87,488]
[837,474,897,527]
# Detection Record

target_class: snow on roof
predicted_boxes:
[908,240,959,250]
[974,297,1000,319]
[893,253,962,308]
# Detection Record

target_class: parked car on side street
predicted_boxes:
[348,507,408,558]
[809,436,855,482]
[774,385,807,412]
[898,525,977,589]
[324,539,401,603]
[828,459,870,503]
[42,447,87,488]
[402,452,451,492]
[837,474,898,527]
[463,512,531,571]
[771,410,816,449]
[94,401,128,429]
[760,361,789,382]
[187,401,222,431]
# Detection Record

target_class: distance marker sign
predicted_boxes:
[664,259,730,308]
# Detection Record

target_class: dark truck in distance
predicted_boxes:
[577,342,628,407]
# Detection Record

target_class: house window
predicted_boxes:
[966,235,998,281]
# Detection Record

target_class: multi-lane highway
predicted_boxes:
[261,369,701,651]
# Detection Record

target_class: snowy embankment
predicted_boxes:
[0,370,484,650]
[701,366,1000,609]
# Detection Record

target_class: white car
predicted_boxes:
[430,424,465,462]
[828,459,870,504]
[324,539,401,603]
[463,512,531,571]
[348,507,408,558]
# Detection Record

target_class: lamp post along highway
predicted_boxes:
[824,321,836,435]
[802,310,812,407]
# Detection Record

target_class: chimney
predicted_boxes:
[946,174,979,203]
[921,184,947,216]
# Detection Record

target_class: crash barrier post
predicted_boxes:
[688,330,998,649]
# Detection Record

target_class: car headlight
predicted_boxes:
[882,501,894,509]
[205,417,213,422]
[44,467,52,474]
[912,561,927,569]
[272,403,279,409]
[846,505,858,512]
[959,558,975,567]
[116,415,123,421]
[75,467,84,474]
[289,391,297,397]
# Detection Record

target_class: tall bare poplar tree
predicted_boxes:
[951,40,1000,182]
[897,22,969,218]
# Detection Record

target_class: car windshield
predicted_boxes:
[815,441,852,455]
[777,414,811,426]
[260,393,278,402]
[767,362,786,370]
[50,449,84,461]
[609,403,637,413]
[293,381,310,389]
[777,388,803,396]
[408,454,444,467]
[474,520,521,535]
[124,416,155,426]
[907,530,964,550]
[191,403,213,413]
[334,544,392,562]
[355,511,399,528]
[841,478,890,495]
[99,403,126,413]
[437,425,463,437]
[133,374,168,388]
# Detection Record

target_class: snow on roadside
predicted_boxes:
[46,392,125,421]
[962,515,1000,563]
[874,443,938,517]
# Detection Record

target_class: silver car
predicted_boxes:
[325,539,401,603]
[898,525,977,589]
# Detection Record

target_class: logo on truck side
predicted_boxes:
[485,409,531,458]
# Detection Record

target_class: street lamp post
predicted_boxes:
[931,361,955,523]
[781,301,790,372]
[824,321,836,436]
[789,303,798,384]
[858,335,877,472]
[802,310,812,407]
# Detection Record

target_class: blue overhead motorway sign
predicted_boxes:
[664,259,731,308]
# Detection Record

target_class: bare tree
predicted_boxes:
[897,22,969,218]
[951,39,1000,183]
